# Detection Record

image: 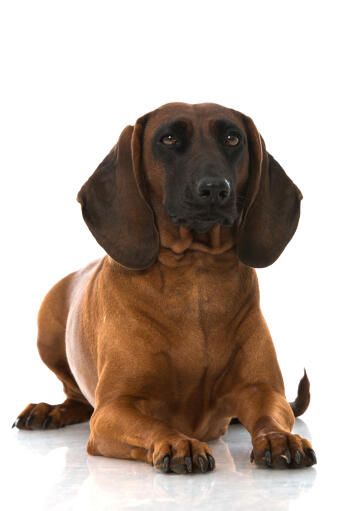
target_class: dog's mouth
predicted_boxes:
[169,214,234,233]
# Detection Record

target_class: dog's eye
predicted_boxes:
[224,134,240,147]
[161,135,178,146]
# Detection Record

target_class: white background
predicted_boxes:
[1,0,340,506]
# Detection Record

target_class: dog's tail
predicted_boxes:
[289,369,310,417]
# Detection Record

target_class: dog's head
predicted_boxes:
[77,103,302,270]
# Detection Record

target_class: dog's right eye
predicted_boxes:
[161,135,178,146]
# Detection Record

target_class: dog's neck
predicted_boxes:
[155,208,237,266]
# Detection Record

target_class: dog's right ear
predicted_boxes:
[77,122,159,270]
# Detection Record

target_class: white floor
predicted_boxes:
[5,412,338,511]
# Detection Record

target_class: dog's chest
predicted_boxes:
[131,261,246,438]
[115,257,253,379]
[94,256,257,439]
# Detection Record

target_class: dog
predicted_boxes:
[13,102,316,473]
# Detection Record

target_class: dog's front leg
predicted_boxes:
[234,385,317,468]
[87,397,215,473]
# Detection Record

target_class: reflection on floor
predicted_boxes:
[7,419,326,510]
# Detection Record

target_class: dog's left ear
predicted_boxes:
[237,115,303,268]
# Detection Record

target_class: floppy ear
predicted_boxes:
[77,120,159,270]
[237,116,303,268]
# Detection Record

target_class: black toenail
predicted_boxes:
[306,448,317,465]
[207,454,215,470]
[294,450,302,465]
[264,449,272,467]
[198,455,206,472]
[184,456,192,473]
[163,455,170,472]
[280,449,292,464]
[25,414,35,428]
[42,416,52,429]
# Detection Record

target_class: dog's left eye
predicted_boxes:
[161,135,178,146]
[224,134,240,147]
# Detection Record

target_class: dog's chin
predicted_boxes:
[169,215,235,233]
[190,218,234,233]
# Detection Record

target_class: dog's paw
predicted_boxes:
[12,403,59,430]
[153,436,215,474]
[251,431,317,469]
[12,400,92,430]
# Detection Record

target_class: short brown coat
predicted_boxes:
[14,103,315,472]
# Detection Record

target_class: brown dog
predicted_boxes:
[13,103,316,472]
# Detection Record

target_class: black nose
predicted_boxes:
[196,177,231,205]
